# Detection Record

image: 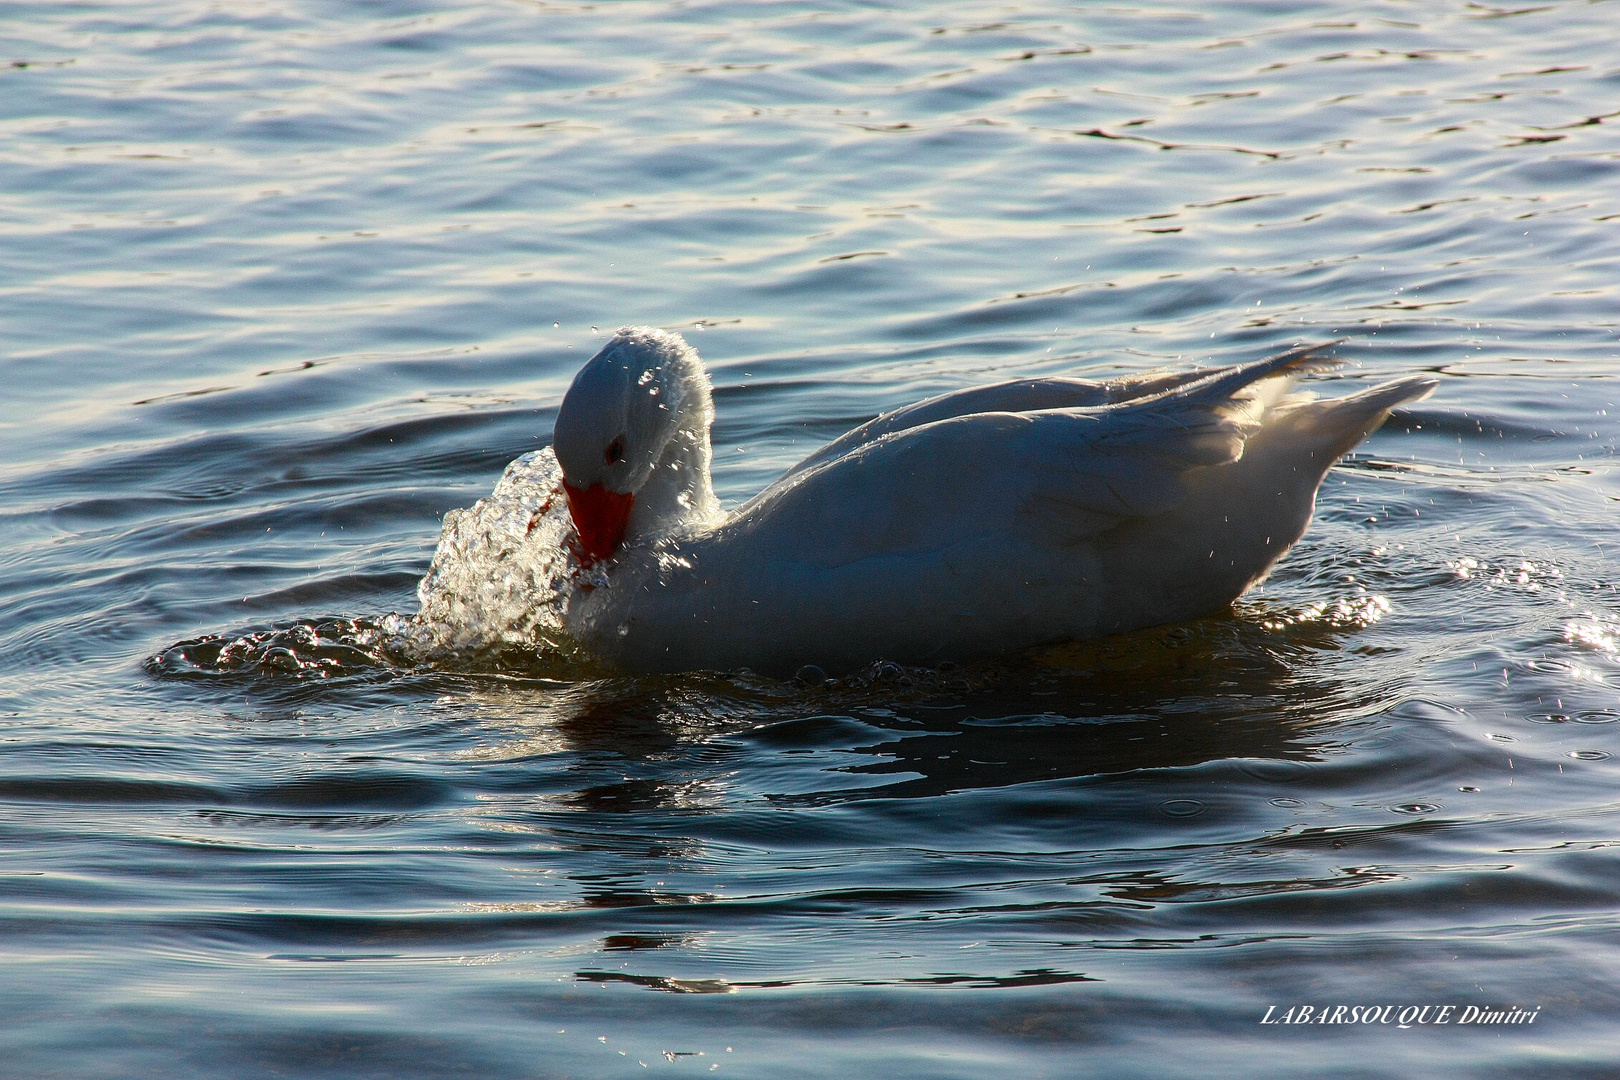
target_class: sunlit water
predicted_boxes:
[4,1,1620,1075]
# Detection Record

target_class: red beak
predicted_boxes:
[563,480,635,566]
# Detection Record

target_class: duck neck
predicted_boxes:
[626,383,721,544]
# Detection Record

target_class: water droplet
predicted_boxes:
[1569,749,1611,761]
[1525,713,1571,724]
[1575,710,1619,724]
[1268,797,1304,808]
[1392,802,1440,814]
[1160,799,1205,817]
[1458,786,1480,792]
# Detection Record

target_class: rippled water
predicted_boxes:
[4,1,1620,1075]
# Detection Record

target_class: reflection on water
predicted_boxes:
[4,0,1620,1076]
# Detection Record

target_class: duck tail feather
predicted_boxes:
[1286,374,1440,461]
[1178,340,1345,402]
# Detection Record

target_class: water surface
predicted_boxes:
[4,1,1620,1076]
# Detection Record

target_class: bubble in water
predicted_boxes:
[147,617,398,679]
[1259,593,1390,631]
[1450,557,1564,594]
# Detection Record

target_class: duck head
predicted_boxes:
[553,327,719,566]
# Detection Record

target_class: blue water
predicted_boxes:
[4,1,1620,1075]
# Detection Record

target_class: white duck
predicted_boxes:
[552,327,1435,673]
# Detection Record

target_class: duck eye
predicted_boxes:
[604,437,626,465]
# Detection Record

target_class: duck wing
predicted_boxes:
[730,343,1342,567]
[766,362,1240,491]
[1023,343,1344,544]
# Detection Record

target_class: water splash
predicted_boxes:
[149,448,598,680]
[385,447,598,670]
[1257,593,1392,632]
